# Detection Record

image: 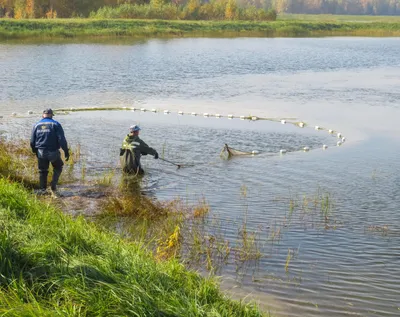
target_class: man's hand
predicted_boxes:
[154,152,159,159]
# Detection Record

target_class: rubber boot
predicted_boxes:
[39,172,48,190]
[50,168,62,191]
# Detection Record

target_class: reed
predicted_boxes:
[1,18,400,40]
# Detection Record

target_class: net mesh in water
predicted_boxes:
[220,144,255,160]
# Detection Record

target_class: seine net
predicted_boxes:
[220,144,256,160]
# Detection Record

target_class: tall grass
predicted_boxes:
[1,18,400,40]
[0,178,264,316]
[0,138,78,189]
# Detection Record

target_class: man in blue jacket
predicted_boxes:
[30,108,69,193]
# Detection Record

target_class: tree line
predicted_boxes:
[273,0,400,15]
[1,0,400,19]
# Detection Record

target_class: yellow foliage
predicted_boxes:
[25,0,34,18]
[187,0,200,16]
[45,9,57,19]
[156,225,181,261]
[225,0,237,20]
[14,7,23,19]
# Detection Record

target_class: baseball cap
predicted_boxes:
[130,125,141,132]
[43,108,54,115]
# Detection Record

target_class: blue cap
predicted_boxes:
[130,125,141,132]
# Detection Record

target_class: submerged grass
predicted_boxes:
[0,178,265,316]
[1,18,400,40]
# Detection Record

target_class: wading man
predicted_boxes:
[30,108,69,193]
[120,125,158,175]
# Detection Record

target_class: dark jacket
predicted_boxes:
[120,134,157,174]
[30,118,69,155]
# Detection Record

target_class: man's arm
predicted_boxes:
[30,125,37,154]
[138,139,157,157]
[56,123,69,159]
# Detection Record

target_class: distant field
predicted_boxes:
[1,17,400,40]
[279,14,400,22]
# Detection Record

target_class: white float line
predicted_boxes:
[9,107,347,151]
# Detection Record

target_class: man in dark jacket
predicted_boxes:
[120,125,158,175]
[30,108,69,193]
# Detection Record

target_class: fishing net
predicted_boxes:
[220,144,256,160]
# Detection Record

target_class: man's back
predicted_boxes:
[31,118,67,152]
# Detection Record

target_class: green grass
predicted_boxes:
[0,178,265,316]
[279,14,400,22]
[1,17,400,40]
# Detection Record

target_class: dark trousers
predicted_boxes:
[121,149,144,176]
[37,149,64,190]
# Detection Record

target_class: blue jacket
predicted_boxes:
[30,118,69,155]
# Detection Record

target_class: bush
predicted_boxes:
[90,2,277,21]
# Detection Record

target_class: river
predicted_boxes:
[1,37,400,316]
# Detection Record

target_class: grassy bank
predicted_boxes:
[1,18,400,40]
[0,178,264,316]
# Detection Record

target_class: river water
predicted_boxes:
[1,37,400,316]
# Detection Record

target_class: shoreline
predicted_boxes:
[0,137,268,316]
[1,18,400,40]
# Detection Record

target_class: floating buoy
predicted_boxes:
[337,141,342,146]
[151,108,157,113]
[298,122,305,128]
[323,145,328,150]
[163,110,170,114]
[328,129,334,134]
[191,112,197,116]
[342,137,346,142]
[178,111,184,115]
[203,113,209,117]
[337,132,342,138]
[215,114,221,118]
[140,108,146,112]
[240,116,245,120]
[228,114,233,119]
[303,147,310,152]
[70,107,75,111]
[315,126,320,130]
[280,149,287,154]
[27,110,33,115]
[131,107,136,111]
[11,112,17,117]
[251,116,258,121]
[281,119,286,124]
[251,150,259,155]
